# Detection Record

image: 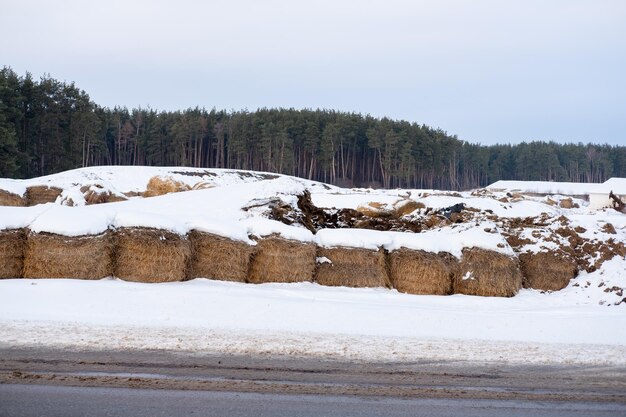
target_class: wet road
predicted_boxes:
[1,347,625,416]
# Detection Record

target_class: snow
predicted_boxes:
[0,258,625,365]
[1,166,626,364]
[488,177,626,195]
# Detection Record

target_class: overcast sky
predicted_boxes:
[1,0,625,145]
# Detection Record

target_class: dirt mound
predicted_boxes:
[315,247,390,288]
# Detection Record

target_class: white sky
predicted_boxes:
[1,0,625,145]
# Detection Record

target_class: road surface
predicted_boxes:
[1,347,625,416]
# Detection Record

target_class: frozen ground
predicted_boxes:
[1,257,625,365]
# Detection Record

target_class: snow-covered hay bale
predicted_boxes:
[80,185,127,205]
[388,249,453,295]
[519,251,578,291]
[452,248,523,297]
[114,228,191,283]
[23,232,113,279]
[143,176,190,197]
[189,231,253,282]
[0,189,26,207]
[0,229,26,278]
[25,185,62,206]
[315,247,390,288]
[248,237,316,283]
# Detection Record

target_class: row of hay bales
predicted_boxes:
[0,186,63,207]
[0,227,577,296]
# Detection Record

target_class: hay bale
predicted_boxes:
[393,200,425,217]
[520,251,578,291]
[81,185,127,205]
[26,186,62,206]
[23,232,113,279]
[0,189,26,207]
[114,228,191,283]
[452,248,523,297]
[248,237,316,283]
[388,249,453,295]
[143,176,190,197]
[559,198,574,208]
[315,247,390,288]
[189,231,253,282]
[0,229,26,278]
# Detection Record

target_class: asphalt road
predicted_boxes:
[1,347,625,417]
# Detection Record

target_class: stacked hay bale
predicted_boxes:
[519,251,578,291]
[81,185,127,205]
[143,176,190,197]
[315,247,390,288]
[23,232,114,279]
[25,186,62,206]
[248,236,316,283]
[0,190,26,207]
[189,231,253,282]
[0,229,27,278]
[452,248,523,297]
[114,228,191,283]
[387,249,455,295]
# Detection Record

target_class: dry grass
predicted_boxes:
[452,248,523,297]
[248,236,316,283]
[23,232,114,279]
[0,190,26,207]
[189,231,253,282]
[26,186,62,206]
[388,249,454,295]
[519,251,578,291]
[114,228,191,283]
[143,176,190,197]
[315,247,390,288]
[0,229,26,278]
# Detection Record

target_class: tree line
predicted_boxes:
[1,67,625,189]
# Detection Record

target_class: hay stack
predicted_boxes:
[0,190,26,207]
[452,248,523,297]
[81,185,127,205]
[189,231,253,282]
[26,186,62,206]
[248,237,316,283]
[114,228,191,283]
[143,176,190,197]
[388,249,453,295]
[315,247,390,288]
[519,251,578,291]
[23,232,113,279]
[0,229,26,278]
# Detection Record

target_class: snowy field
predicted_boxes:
[1,166,625,365]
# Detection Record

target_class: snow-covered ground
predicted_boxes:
[1,166,625,364]
[1,258,625,365]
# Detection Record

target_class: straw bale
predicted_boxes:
[248,237,316,283]
[189,230,253,282]
[452,248,523,297]
[388,249,453,295]
[0,229,26,278]
[81,185,127,205]
[26,186,62,206]
[0,189,26,206]
[559,198,574,209]
[23,232,113,279]
[393,200,425,217]
[143,176,190,197]
[519,251,578,291]
[114,228,191,283]
[315,247,390,288]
